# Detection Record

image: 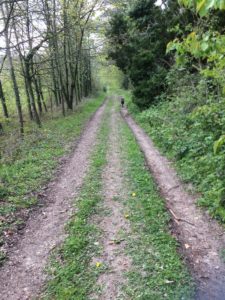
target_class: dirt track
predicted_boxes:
[91,98,131,299]
[0,101,106,300]
[1,96,225,300]
[122,108,225,300]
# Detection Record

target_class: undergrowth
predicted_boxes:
[43,99,110,299]
[117,110,194,299]
[0,94,105,247]
[125,88,225,223]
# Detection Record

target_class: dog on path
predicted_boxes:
[121,97,125,108]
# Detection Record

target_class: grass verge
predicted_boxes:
[124,91,225,223]
[118,110,194,299]
[0,94,105,255]
[43,100,110,300]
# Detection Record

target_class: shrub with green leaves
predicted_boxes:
[127,72,225,222]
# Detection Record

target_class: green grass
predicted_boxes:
[43,96,194,299]
[117,107,194,299]
[43,99,110,300]
[0,94,105,243]
[124,90,225,223]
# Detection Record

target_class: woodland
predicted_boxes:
[0,0,96,135]
[0,0,225,299]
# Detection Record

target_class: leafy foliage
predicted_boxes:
[107,0,174,108]
[179,0,225,16]
[113,0,225,222]
[214,135,225,154]
[127,72,225,221]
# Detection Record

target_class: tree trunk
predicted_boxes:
[13,21,33,121]
[24,75,34,120]
[33,75,43,115]
[0,80,9,118]
[25,60,41,127]
[0,123,3,135]
[2,4,24,135]
[38,75,47,112]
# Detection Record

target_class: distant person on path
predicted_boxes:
[121,97,125,108]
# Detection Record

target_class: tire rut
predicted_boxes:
[0,100,107,300]
[122,109,225,300]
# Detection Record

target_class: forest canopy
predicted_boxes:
[107,0,225,108]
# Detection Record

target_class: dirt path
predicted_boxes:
[2,95,225,300]
[91,98,131,299]
[122,109,225,300]
[0,101,107,300]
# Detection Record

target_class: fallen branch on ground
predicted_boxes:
[169,208,195,226]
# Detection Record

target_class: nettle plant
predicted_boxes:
[167,0,225,153]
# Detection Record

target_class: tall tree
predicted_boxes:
[1,2,24,134]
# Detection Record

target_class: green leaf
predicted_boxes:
[166,40,178,53]
[201,41,209,51]
[197,0,207,13]
[213,135,225,154]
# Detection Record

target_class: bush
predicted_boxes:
[132,71,225,221]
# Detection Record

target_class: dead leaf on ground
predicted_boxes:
[184,243,191,249]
